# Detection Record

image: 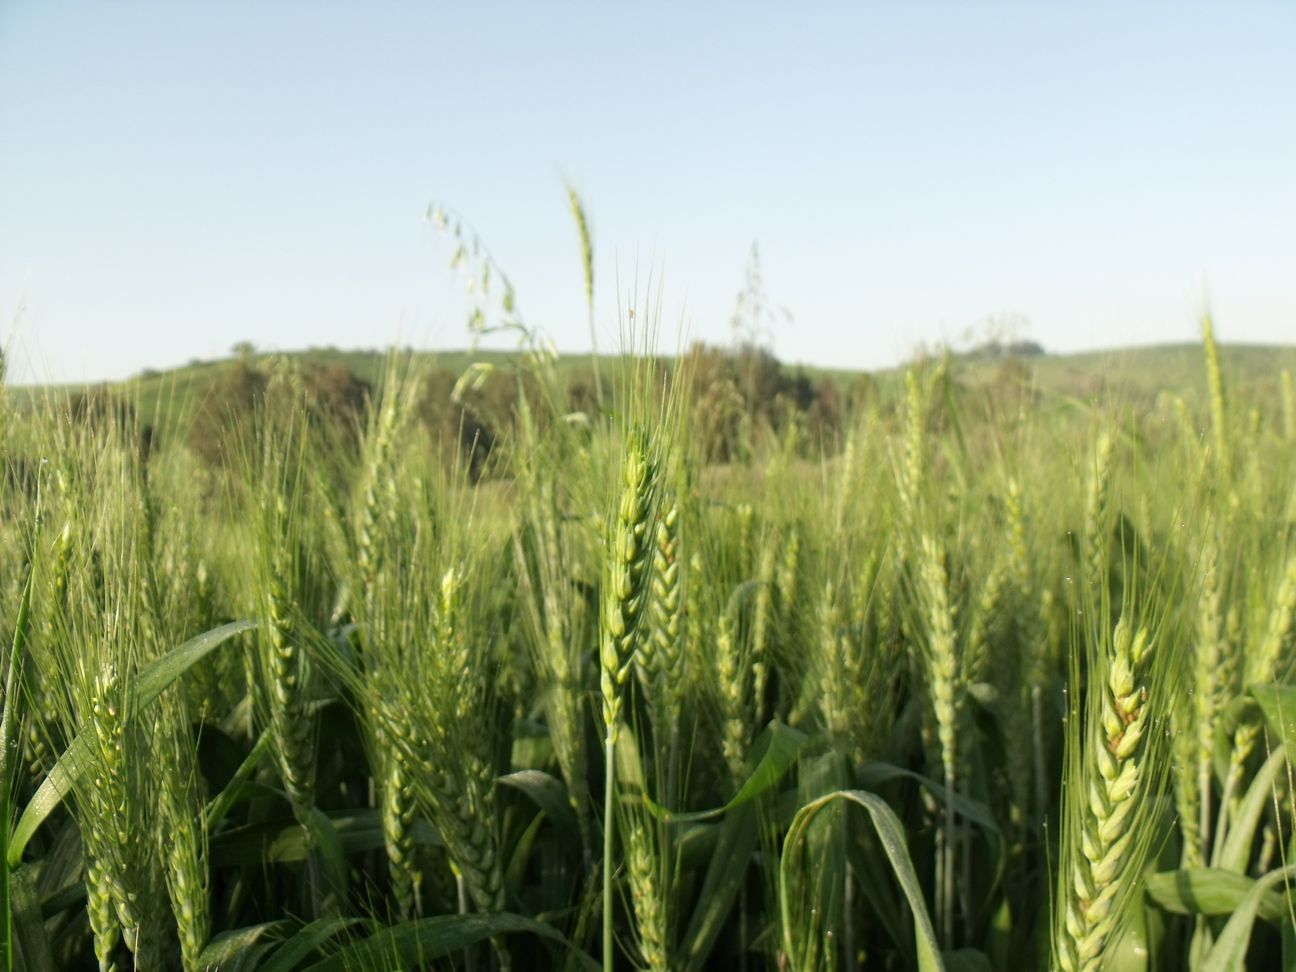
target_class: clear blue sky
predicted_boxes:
[2,2,1293,384]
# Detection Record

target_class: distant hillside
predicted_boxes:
[7,341,1295,439]
[6,348,602,435]
[1024,342,1296,401]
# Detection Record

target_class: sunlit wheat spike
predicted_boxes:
[599,430,659,738]
[1057,620,1158,972]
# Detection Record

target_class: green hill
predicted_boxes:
[5,347,586,435]
[7,341,1295,439]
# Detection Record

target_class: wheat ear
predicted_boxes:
[600,429,659,972]
[1057,620,1156,972]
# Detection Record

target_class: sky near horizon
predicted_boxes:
[1,2,1293,385]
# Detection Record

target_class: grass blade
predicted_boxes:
[1147,868,1292,925]
[680,804,761,972]
[6,866,53,972]
[1216,745,1286,874]
[259,918,367,972]
[0,568,33,972]
[648,721,808,823]
[497,769,583,860]
[198,922,289,971]
[1200,866,1296,972]
[781,789,943,972]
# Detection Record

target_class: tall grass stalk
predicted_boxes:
[566,184,602,406]
[1202,313,1229,478]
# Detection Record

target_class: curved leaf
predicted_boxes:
[496,769,582,860]
[781,789,943,972]
[7,619,254,867]
[1201,865,1296,972]
[856,760,1006,888]
[1216,745,1286,873]
[1147,868,1291,925]
[648,721,808,823]
[856,761,1002,840]
[199,922,288,972]
[259,918,367,972]
[133,619,256,707]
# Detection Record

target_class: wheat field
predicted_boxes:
[2,261,1296,971]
